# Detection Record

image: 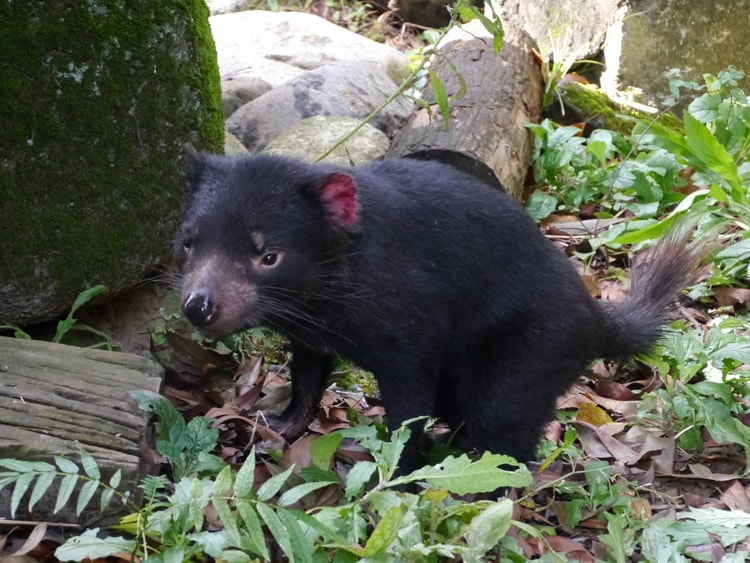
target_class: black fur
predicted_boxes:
[176,153,705,473]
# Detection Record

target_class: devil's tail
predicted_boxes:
[599,223,712,360]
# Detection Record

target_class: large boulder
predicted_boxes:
[490,0,747,104]
[0,1,225,327]
[601,0,750,103]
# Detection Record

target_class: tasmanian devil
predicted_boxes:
[176,151,705,473]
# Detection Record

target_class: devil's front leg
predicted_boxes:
[269,342,334,439]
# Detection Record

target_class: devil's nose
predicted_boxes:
[182,292,218,327]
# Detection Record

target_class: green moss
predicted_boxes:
[561,82,683,136]
[0,1,224,324]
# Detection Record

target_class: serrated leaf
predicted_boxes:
[257,502,295,561]
[404,452,532,495]
[234,447,256,498]
[278,480,338,507]
[213,464,234,496]
[55,528,136,561]
[10,471,34,518]
[363,505,404,556]
[466,499,513,555]
[76,479,100,515]
[79,449,100,480]
[344,460,377,499]
[277,507,314,563]
[237,499,271,560]
[213,497,241,545]
[189,530,233,558]
[28,470,56,512]
[55,473,79,514]
[256,464,295,502]
[55,456,80,474]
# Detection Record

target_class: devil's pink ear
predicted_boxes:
[318,173,358,226]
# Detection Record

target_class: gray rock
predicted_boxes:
[226,60,415,152]
[206,0,249,15]
[221,74,273,117]
[601,0,750,104]
[224,131,248,156]
[210,10,411,87]
[490,0,619,65]
[264,116,390,166]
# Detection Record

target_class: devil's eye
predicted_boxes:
[183,238,192,251]
[261,252,278,266]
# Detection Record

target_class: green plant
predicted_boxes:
[1,391,539,562]
[0,284,115,349]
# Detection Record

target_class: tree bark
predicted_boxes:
[0,337,163,526]
[389,21,543,199]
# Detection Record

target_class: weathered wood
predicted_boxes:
[388,21,543,198]
[0,337,163,526]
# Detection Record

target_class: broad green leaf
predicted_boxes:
[525,190,557,221]
[310,433,343,469]
[237,499,271,560]
[363,505,404,557]
[683,111,743,197]
[10,471,34,517]
[403,452,532,495]
[28,470,56,513]
[55,528,136,561]
[189,529,233,558]
[257,464,295,502]
[344,460,377,499]
[466,499,513,555]
[55,473,79,514]
[257,502,295,562]
[76,479,100,515]
[79,448,100,480]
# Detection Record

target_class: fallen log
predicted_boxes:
[0,337,163,527]
[389,21,543,198]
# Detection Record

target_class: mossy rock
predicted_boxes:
[0,1,224,326]
[545,79,683,136]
